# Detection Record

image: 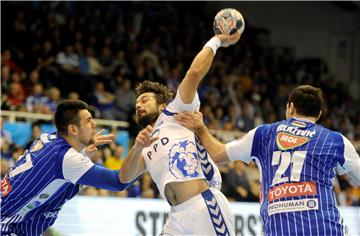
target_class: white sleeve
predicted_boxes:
[346,165,360,186]
[166,89,200,112]
[62,148,94,184]
[336,134,360,175]
[225,127,258,164]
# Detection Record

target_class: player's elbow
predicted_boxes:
[212,153,227,164]
[211,150,229,164]
[119,171,132,184]
[186,68,201,81]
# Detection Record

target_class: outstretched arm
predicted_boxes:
[120,125,158,182]
[178,32,241,104]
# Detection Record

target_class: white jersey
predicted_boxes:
[143,90,222,200]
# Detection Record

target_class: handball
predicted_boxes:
[213,8,245,35]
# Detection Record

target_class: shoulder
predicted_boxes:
[314,124,343,142]
[166,89,200,112]
[252,123,275,136]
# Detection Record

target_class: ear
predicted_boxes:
[288,102,295,115]
[67,124,79,136]
[316,110,322,121]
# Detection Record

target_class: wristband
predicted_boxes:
[203,36,221,55]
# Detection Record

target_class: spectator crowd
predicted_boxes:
[1,2,360,206]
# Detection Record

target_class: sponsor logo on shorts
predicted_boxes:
[268,198,319,216]
[44,211,59,218]
[268,181,317,201]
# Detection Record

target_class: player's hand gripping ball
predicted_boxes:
[213,8,245,35]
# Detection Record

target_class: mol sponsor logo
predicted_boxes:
[276,132,309,150]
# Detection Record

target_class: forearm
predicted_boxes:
[187,47,215,83]
[77,165,134,192]
[196,125,228,163]
[178,38,219,104]
[120,145,145,182]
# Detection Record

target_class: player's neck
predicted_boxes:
[62,135,85,152]
[291,115,317,123]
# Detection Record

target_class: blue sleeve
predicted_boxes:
[251,124,270,158]
[77,165,142,191]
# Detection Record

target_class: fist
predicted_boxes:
[216,31,241,47]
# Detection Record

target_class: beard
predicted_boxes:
[80,136,94,147]
[79,131,95,147]
[137,111,160,128]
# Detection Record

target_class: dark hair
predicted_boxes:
[55,99,89,135]
[288,85,324,118]
[135,80,174,104]
[31,120,42,129]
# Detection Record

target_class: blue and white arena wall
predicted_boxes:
[53,196,360,236]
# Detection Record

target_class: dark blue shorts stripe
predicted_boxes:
[201,189,230,236]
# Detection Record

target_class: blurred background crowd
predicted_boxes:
[1,2,359,206]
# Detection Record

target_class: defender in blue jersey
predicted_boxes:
[175,85,360,235]
[1,100,136,236]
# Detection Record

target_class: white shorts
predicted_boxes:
[161,188,235,236]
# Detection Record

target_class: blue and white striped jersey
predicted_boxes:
[1,132,94,235]
[226,117,360,236]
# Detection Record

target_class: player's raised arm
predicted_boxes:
[178,32,241,104]
[119,125,158,182]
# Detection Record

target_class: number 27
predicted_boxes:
[271,151,307,186]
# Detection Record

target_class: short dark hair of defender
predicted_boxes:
[55,99,89,135]
[135,80,174,104]
[287,85,324,118]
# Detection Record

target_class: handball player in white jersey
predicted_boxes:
[120,32,242,235]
